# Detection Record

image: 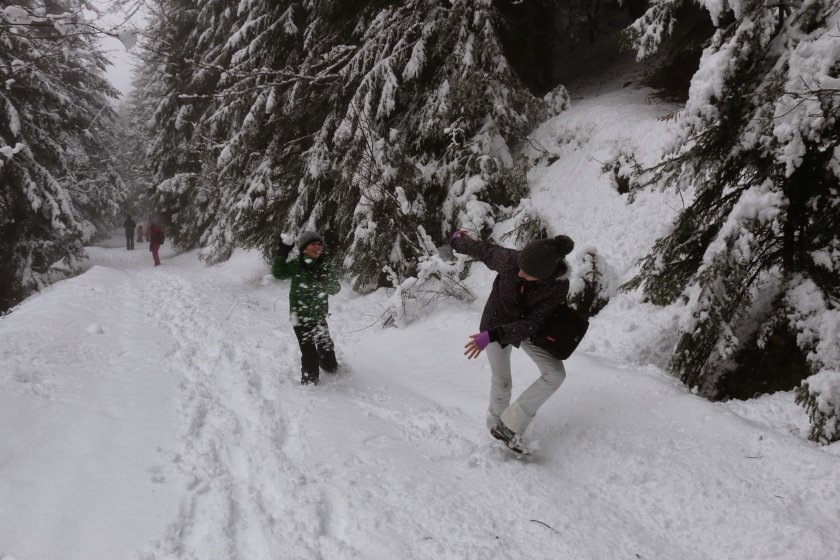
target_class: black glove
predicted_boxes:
[277,236,293,258]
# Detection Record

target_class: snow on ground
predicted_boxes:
[2,84,840,560]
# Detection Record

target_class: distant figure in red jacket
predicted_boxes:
[136,224,144,243]
[148,222,164,266]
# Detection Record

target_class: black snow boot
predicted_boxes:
[490,421,527,454]
[301,371,320,386]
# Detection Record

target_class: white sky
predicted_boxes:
[101,34,137,97]
[92,1,146,98]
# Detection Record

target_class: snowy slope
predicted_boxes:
[2,85,840,560]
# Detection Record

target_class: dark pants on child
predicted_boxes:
[293,322,337,385]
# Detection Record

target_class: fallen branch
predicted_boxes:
[529,519,558,533]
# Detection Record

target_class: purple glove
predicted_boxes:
[451,230,463,240]
[473,331,490,350]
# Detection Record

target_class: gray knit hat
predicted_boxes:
[297,230,322,251]
[517,235,574,280]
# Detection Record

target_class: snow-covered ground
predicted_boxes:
[2,85,839,560]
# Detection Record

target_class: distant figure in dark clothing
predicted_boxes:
[136,224,144,243]
[148,222,164,266]
[123,215,136,250]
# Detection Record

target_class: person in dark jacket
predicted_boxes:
[451,231,574,452]
[123,215,136,250]
[148,222,164,266]
[273,231,341,386]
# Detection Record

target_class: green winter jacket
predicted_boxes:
[273,253,341,325]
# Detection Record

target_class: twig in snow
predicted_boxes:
[529,519,558,533]
[343,318,384,334]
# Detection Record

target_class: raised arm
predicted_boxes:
[272,241,295,279]
[450,234,518,273]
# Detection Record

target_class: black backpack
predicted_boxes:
[530,304,589,360]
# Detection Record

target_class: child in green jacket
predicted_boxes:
[273,231,341,385]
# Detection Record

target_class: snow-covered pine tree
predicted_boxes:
[109,82,157,218]
[623,0,840,399]
[139,0,347,260]
[795,370,840,444]
[136,0,567,292]
[137,0,237,251]
[568,247,616,318]
[307,0,564,291]
[190,0,341,263]
[0,1,123,312]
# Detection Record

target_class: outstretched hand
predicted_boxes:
[464,331,490,359]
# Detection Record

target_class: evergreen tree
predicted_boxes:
[134,1,230,250]
[136,0,567,291]
[110,90,156,219]
[300,0,561,290]
[0,1,123,312]
[623,0,840,398]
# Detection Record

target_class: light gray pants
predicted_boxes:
[485,340,566,435]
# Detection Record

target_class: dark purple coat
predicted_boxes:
[451,236,569,346]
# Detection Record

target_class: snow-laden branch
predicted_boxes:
[1,5,140,50]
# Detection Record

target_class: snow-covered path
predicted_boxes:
[2,239,839,560]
